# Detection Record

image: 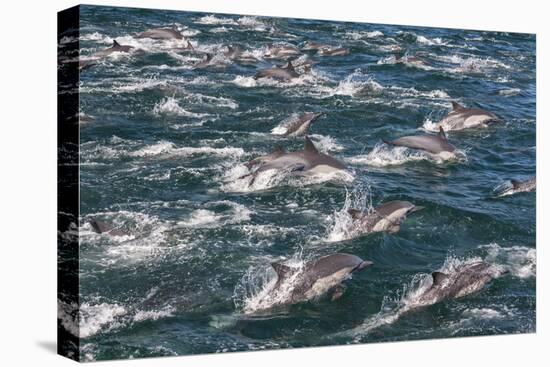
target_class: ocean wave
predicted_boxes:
[177,201,253,228]
[79,302,127,338]
[152,97,209,117]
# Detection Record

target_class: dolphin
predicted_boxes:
[495,176,536,197]
[246,136,348,184]
[223,45,259,64]
[89,218,127,236]
[414,261,504,307]
[136,27,183,40]
[254,61,300,81]
[244,146,287,168]
[317,46,350,56]
[394,53,428,67]
[509,176,536,193]
[79,59,96,71]
[273,112,326,137]
[193,53,227,69]
[347,200,423,236]
[383,127,457,157]
[301,41,332,51]
[270,253,373,305]
[263,43,301,59]
[91,40,134,58]
[432,102,500,131]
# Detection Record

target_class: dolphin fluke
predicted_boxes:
[431,271,449,286]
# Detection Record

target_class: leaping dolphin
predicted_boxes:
[347,200,423,236]
[273,112,326,137]
[383,127,458,158]
[269,253,373,305]
[432,102,500,131]
[136,27,183,40]
[254,61,300,81]
[245,136,349,184]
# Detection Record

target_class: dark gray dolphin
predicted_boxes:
[136,27,183,40]
[274,112,326,137]
[89,218,127,236]
[347,200,423,236]
[317,46,350,56]
[433,102,500,131]
[246,136,348,184]
[254,61,300,81]
[383,127,457,156]
[91,40,134,58]
[270,253,373,304]
[415,261,504,307]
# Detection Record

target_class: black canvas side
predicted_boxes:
[57,5,80,362]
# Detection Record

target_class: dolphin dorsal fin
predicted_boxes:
[271,263,293,279]
[432,271,448,286]
[304,136,318,154]
[113,40,121,47]
[451,101,465,111]
[204,53,212,61]
[510,179,521,188]
[438,127,448,141]
[273,145,286,154]
[347,209,363,219]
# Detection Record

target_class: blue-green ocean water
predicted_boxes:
[76,5,535,361]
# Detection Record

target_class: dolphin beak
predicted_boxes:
[410,205,425,213]
[357,260,374,270]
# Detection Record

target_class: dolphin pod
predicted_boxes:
[78,22,530,329]
[269,253,373,306]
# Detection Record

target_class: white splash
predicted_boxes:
[325,186,373,242]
